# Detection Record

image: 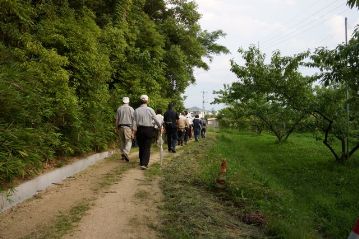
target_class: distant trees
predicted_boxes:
[0,0,228,186]
[215,29,359,161]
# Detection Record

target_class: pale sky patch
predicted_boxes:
[184,0,359,110]
[328,15,347,42]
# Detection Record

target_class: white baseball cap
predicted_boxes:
[140,95,149,101]
[122,97,129,104]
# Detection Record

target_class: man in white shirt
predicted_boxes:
[115,97,134,162]
[177,113,188,146]
[133,95,162,169]
[185,111,193,140]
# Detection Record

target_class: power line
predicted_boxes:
[261,0,344,44]
[261,0,343,44]
[264,7,351,51]
[262,4,348,48]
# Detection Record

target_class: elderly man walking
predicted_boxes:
[177,112,188,146]
[115,97,134,162]
[133,95,162,170]
[164,103,179,153]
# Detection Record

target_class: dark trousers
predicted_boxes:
[201,128,206,138]
[178,129,185,145]
[136,126,155,167]
[194,127,201,141]
[166,126,177,151]
[184,127,189,144]
[188,126,192,139]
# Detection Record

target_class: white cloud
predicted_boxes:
[185,0,358,109]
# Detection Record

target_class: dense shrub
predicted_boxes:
[0,0,227,187]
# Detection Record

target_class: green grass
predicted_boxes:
[145,162,162,179]
[199,130,359,238]
[158,137,264,239]
[22,200,91,239]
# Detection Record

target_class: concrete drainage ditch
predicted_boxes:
[0,150,115,213]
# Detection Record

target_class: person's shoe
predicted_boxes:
[171,149,176,153]
[124,154,130,162]
[121,154,125,160]
[140,165,147,170]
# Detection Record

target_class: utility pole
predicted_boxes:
[202,91,206,117]
[345,17,350,159]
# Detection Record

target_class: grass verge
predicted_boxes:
[199,130,359,238]
[158,137,264,239]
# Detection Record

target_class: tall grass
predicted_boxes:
[200,130,359,238]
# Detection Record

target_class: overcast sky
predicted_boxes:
[184,0,359,111]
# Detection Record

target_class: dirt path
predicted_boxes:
[0,147,166,239]
[63,152,164,239]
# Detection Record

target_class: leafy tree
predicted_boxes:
[215,46,311,143]
[0,0,228,187]
[347,0,359,9]
[310,86,359,161]
[310,32,359,161]
[159,0,229,101]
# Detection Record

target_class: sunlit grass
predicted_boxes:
[200,130,359,238]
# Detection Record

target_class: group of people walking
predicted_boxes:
[115,95,207,170]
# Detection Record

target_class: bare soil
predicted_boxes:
[0,149,163,239]
[63,161,163,238]
[63,170,162,239]
[0,139,264,239]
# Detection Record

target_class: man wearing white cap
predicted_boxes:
[115,96,134,162]
[133,95,162,169]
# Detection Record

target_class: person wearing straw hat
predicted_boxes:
[115,96,135,162]
[133,95,162,170]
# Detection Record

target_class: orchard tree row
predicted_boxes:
[0,0,228,187]
[215,2,359,162]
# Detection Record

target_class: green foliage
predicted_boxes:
[200,130,359,238]
[216,28,359,161]
[347,0,359,9]
[0,0,228,187]
[310,34,359,161]
[215,46,311,143]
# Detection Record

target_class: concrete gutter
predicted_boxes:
[0,150,115,213]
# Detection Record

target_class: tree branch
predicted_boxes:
[313,111,340,161]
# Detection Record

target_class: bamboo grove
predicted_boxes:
[0,0,228,187]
